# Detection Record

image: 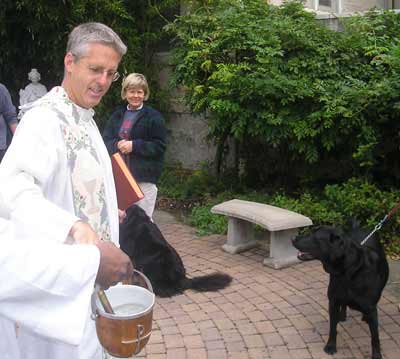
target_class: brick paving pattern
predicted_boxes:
[133,213,400,359]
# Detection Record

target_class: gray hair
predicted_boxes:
[121,73,150,101]
[67,22,127,60]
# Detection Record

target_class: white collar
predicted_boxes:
[127,103,143,111]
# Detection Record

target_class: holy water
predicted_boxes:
[113,303,147,316]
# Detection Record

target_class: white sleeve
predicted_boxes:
[0,107,79,243]
[0,223,100,345]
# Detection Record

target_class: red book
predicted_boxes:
[111,153,144,210]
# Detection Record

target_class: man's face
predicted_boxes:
[63,43,121,109]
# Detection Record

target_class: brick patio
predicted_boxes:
[134,210,400,359]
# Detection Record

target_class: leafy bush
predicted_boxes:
[189,204,228,236]
[166,0,400,188]
[158,165,195,200]
[159,170,400,256]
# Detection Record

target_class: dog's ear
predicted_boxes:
[343,218,360,231]
[329,232,345,249]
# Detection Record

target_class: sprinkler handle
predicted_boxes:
[98,289,114,314]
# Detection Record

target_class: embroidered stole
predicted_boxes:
[40,88,111,241]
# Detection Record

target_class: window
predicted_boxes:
[383,1,400,10]
[319,0,331,6]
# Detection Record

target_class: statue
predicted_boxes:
[19,69,48,116]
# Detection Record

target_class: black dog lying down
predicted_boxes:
[292,225,389,359]
[120,205,232,297]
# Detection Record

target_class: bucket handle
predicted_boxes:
[124,269,154,294]
[90,270,153,320]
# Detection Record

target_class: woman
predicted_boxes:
[103,73,167,220]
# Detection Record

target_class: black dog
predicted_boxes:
[292,225,389,359]
[119,205,232,297]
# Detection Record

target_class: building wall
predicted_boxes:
[343,0,385,13]
[155,52,217,170]
[268,1,389,13]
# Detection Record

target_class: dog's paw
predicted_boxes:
[324,343,337,355]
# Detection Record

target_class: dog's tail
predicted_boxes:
[183,272,232,292]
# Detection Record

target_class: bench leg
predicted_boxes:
[263,228,300,269]
[222,217,258,254]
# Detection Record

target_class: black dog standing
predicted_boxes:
[292,225,389,359]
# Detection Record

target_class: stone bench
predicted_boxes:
[211,199,313,269]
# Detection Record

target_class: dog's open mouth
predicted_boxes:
[297,252,316,261]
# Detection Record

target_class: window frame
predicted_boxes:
[312,0,342,13]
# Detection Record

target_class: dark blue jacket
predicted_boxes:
[103,105,167,184]
[0,83,18,150]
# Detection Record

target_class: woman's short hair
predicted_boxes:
[67,22,127,60]
[121,73,150,101]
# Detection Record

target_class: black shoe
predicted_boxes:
[297,252,316,261]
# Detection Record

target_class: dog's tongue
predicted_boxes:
[297,252,315,261]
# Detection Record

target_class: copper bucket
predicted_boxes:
[92,270,155,358]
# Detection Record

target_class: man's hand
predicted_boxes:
[95,241,134,289]
[69,221,100,245]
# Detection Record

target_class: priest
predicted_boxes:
[0,215,133,358]
[0,22,130,358]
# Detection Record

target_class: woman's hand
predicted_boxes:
[117,140,133,154]
[118,209,127,223]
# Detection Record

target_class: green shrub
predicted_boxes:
[269,192,344,226]
[166,0,400,188]
[182,176,400,256]
[158,165,194,200]
[189,204,228,236]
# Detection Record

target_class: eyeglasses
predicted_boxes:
[70,53,121,82]
[87,65,120,82]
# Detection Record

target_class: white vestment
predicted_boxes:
[0,86,119,359]
[0,218,100,359]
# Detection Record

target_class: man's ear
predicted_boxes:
[64,52,75,72]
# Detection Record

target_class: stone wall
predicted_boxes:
[155,52,217,170]
[164,111,216,170]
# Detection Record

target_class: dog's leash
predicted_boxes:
[360,200,400,246]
